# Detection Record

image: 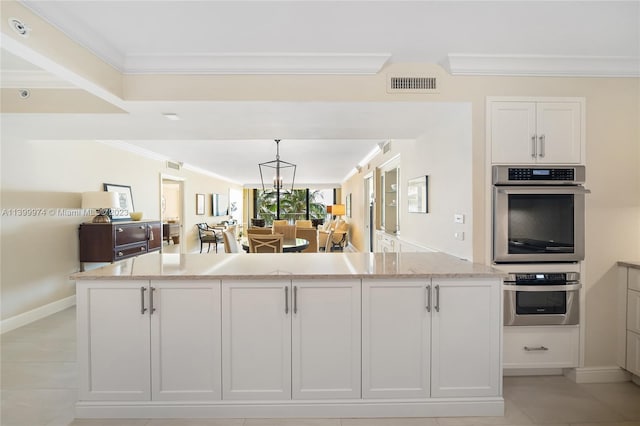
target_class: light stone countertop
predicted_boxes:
[618,261,640,270]
[71,251,504,281]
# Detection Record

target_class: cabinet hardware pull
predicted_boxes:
[140,287,147,314]
[150,287,156,314]
[117,228,124,233]
[531,135,537,158]
[426,285,432,312]
[140,247,145,251]
[524,346,548,351]
[139,225,145,229]
[539,134,545,157]
[284,286,289,314]
[435,285,440,312]
[117,251,124,257]
[293,286,298,314]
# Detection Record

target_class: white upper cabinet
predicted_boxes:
[490,99,583,165]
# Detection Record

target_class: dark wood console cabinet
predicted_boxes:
[79,221,161,264]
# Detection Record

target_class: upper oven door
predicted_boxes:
[493,186,587,263]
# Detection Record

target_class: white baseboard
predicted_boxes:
[0,295,76,334]
[564,366,631,383]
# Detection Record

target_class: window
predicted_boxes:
[254,188,335,225]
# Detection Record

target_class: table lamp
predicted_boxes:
[331,204,346,219]
[82,191,119,223]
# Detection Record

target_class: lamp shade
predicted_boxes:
[81,191,119,209]
[331,204,346,216]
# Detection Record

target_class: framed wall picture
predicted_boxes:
[346,193,352,218]
[196,193,205,215]
[407,176,428,213]
[103,183,134,221]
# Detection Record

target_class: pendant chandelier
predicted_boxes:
[259,139,297,192]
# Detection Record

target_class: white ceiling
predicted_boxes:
[3,1,639,186]
[20,0,640,74]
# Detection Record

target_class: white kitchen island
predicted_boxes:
[71,251,505,419]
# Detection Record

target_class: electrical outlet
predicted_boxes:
[454,214,465,224]
[454,232,465,241]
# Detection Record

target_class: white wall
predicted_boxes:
[343,103,473,259]
[0,131,240,322]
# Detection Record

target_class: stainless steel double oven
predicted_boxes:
[492,165,588,326]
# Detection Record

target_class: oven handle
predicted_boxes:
[503,284,582,292]
[496,186,591,195]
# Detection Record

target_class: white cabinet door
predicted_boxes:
[222,280,292,400]
[490,100,583,164]
[150,281,221,401]
[536,102,581,164]
[362,279,430,399]
[627,289,640,335]
[291,280,361,399]
[490,101,537,164]
[77,280,151,401]
[431,278,501,398]
[627,331,640,376]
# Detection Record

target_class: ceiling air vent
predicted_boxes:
[387,76,439,94]
[166,160,182,171]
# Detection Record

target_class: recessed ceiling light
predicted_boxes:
[162,113,180,121]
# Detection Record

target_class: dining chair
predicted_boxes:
[248,233,284,253]
[247,227,273,235]
[323,230,334,253]
[295,219,313,229]
[272,219,289,227]
[223,230,243,253]
[273,224,296,243]
[296,227,318,253]
[196,223,223,253]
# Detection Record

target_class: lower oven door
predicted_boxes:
[504,284,581,326]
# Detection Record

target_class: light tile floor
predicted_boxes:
[2,307,639,426]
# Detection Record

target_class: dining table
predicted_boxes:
[241,237,309,253]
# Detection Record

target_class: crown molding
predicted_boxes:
[0,70,76,88]
[122,53,391,75]
[445,54,640,77]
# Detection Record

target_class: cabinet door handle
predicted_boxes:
[284,286,289,314]
[434,285,440,312]
[293,286,298,314]
[539,134,545,158]
[117,228,124,233]
[524,346,549,351]
[531,135,537,158]
[140,247,146,252]
[149,287,156,314]
[426,285,432,312]
[117,251,124,257]
[140,287,147,314]
[139,225,145,229]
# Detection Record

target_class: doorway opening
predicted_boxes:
[160,174,185,254]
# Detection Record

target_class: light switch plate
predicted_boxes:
[454,214,465,224]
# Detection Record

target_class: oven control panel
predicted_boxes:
[508,168,574,181]
[493,165,585,185]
